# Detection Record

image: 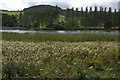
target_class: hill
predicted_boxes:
[23,5,66,16]
[1,5,66,16]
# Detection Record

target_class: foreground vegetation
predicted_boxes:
[2,41,120,78]
[2,32,118,42]
[2,32,119,78]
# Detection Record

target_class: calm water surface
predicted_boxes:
[0,30,119,34]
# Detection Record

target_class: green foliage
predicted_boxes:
[2,5,119,30]
[22,5,59,28]
[104,20,113,29]
[2,14,18,27]
[2,32,118,42]
[3,62,25,78]
[81,49,119,78]
[118,9,120,26]
[73,66,86,79]
[18,11,23,27]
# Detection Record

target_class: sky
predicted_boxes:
[0,0,120,11]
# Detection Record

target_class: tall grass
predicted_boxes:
[2,32,119,42]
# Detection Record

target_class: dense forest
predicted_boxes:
[2,5,120,30]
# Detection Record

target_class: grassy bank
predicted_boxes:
[2,27,28,30]
[2,41,120,78]
[2,27,120,30]
[2,32,118,42]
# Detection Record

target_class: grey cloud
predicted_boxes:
[91,2,118,10]
[44,2,71,9]
[0,2,8,10]
[22,0,120,11]
[49,2,71,9]
[27,1,71,9]
[1,0,119,11]
[28,2,38,6]
[109,2,119,10]
[28,2,71,9]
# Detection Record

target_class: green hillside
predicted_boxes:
[2,11,21,15]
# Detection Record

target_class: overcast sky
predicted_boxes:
[0,0,120,11]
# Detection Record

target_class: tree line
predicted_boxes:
[2,14,18,27]
[2,5,120,30]
[64,7,120,29]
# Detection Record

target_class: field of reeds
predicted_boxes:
[2,40,120,78]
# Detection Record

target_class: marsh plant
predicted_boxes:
[2,41,120,78]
